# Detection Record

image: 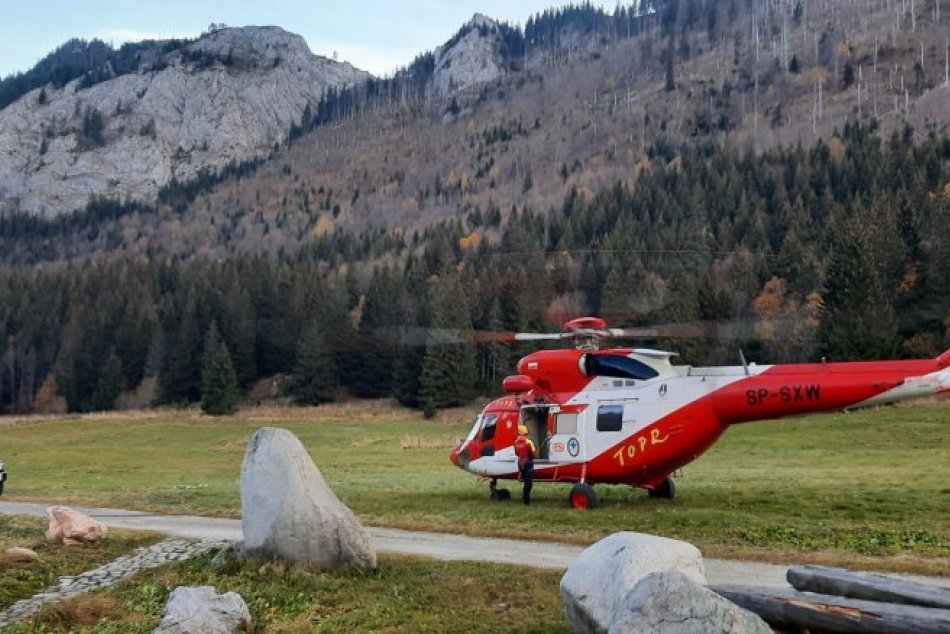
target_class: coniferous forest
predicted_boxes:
[2,123,949,414]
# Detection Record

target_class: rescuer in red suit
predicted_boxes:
[514,424,536,505]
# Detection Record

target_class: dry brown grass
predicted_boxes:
[242,399,423,423]
[32,595,118,628]
[400,435,462,449]
[703,546,950,577]
[0,408,181,428]
[893,393,950,408]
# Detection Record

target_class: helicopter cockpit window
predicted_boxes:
[480,414,498,442]
[596,404,624,432]
[584,354,659,380]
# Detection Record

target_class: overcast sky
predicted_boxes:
[0,1,618,79]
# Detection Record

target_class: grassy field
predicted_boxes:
[1,399,948,575]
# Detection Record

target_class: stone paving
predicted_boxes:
[0,538,229,630]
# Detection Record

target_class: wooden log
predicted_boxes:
[709,584,950,633]
[787,565,950,609]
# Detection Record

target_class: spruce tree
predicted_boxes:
[288,322,337,405]
[90,348,124,411]
[160,291,203,404]
[201,323,239,416]
[353,267,401,397]
[820,221,900,360]
[419,269,476,410]
[217,282,257,388]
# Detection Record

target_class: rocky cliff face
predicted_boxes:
[0,26,369,217]
[431,14,506,97]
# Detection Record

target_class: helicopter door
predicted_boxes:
[519,406,553,460]
[547,409,586,463]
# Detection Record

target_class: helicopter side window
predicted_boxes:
[585,354,659,380]
[596,405,624,432]
[480,414,498,442]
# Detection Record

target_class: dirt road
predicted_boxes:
[3,501,947,588]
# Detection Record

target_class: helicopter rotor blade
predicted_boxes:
[608,319,772,341]
[470,331,572,344]
[375,327,569,347]
[373,326,467,346]
[376,317,777,347]
[609,322,716,339]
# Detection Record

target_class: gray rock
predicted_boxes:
[209,541,243,568]
[153,585,251,634]
[560,532,706,634]
[240,427,376,569]
[609,572,772,634]
[432,14,505,96]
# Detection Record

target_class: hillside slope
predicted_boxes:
[2,0,950,263]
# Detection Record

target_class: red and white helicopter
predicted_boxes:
[449,317,950,509]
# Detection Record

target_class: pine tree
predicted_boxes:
[217,282,257,388]
[393,257,429,407]
[353,267,401,397]
[201,323,239,416]
[160,291,203,404]
[114,292,157,390]
[288,322,337,405]
[480,297,512,392]
[90,348,124,411]
[820,221,900,360]
[419,270,476,410]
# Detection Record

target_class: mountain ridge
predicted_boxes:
[0,25,369,217]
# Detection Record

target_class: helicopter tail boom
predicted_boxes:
[712,357,948,425]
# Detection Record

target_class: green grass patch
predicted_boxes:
[1,402,949,574]
[0,515,162,611]
[2,551,569,633]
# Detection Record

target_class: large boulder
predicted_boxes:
[45,506,108,545]
[560,532,706,634]
[240,426,376,569]
[609,571,772,634]
[153,585,251,634]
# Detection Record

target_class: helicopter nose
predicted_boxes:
[450,444,471,470]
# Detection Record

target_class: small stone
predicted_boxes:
[4,547,39,563]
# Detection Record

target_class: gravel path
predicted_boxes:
[1,500,793,584]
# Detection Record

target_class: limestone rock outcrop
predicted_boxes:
[0,26,368,217]
[240,426,376,569]
[45,506,108,545]
[431,14,506,96]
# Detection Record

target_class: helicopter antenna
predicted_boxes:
[738,349,749,376]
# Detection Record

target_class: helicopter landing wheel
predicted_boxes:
[648,477,676,500]
[489,479,511,501]
[569,483,598,509]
